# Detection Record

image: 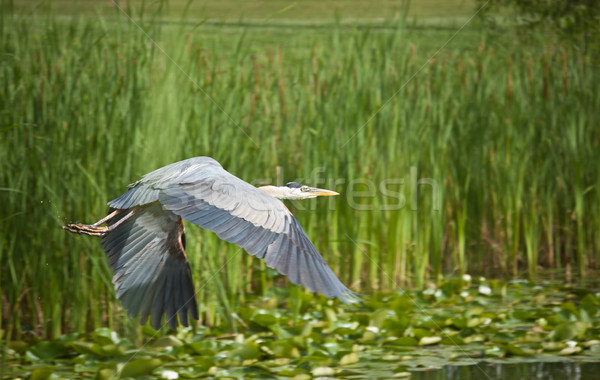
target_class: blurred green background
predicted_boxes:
[1,0,599,341]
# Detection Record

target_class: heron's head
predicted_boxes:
[258,182,339,200]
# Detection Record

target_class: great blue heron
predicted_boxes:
[63,156,359,330]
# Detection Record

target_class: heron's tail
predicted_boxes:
[62,223,109,237]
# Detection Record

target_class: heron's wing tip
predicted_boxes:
[338,290,364,305]
[101,203,199,331]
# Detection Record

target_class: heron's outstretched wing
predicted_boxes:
[101,203,198,329]
[107,156,359,304]
[161,183,358,303]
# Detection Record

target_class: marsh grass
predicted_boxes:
[1,5,598,339]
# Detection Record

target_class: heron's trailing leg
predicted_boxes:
[62,208,137,237]
[91,209,121,226]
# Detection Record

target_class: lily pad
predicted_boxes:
[387,337,419,346]
[418,336,442,346]
[30,367,54,380]
[228,342,261,360]
[121,358,163,378]
[340,352,360,365]
[558,346,582,355]
[505,344,536,356]
[312,366,336,376]
[30,340,68,359]
[550,321,588,341]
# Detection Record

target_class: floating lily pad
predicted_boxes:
[550,321,588,341]
[151,335,185,348]
[340,352,360,365]
[312,366,336,376]
[228,342,261,360]
[252,311,279,327]
[505,344,536,356]
[542,341,566,351]
[30,340,68,359]
[69,341,106,357]
[96,368,117,380]
[387,337,419,346]
[121,358,163,378]
[418,336,442,346]
[558,346,582,355]
[30,367,54,380]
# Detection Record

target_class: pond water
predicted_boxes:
[411,360,600,380]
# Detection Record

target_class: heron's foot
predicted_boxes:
[62,223,108,237]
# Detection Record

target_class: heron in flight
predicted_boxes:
[63,157,358,330]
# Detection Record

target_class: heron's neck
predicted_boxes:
[258,185,293,199]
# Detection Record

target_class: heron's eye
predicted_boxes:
[300,186,310,192]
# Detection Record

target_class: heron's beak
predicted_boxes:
[307,187,339,196]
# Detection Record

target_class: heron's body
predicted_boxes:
[64,157,358,329]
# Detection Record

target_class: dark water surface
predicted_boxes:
[411,361,600,380]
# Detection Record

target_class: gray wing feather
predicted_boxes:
[107,157,222,210]
[101,203,199,329]
[137,158,360,304]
